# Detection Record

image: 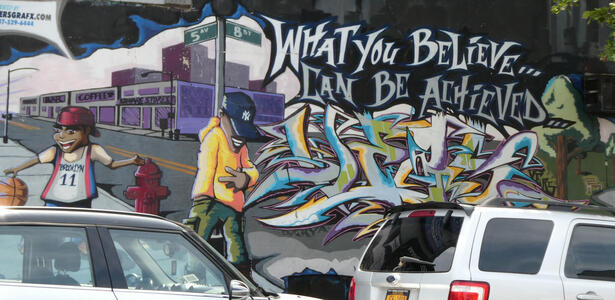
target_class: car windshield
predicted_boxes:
[185,229,267,295]
[360,211,464,273]
[109,229,228,294]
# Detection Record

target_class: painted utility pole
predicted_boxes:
[211,0,237,116]
[214,15,226,116]
[4,67,39,144]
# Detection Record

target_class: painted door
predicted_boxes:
[142,107,151,129]
[155,107,171,130]
[561,219,615,300]
[26,107,30,116]
[48,107,53,118]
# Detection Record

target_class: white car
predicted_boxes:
[0,206,321,300]
[349,198,615,300]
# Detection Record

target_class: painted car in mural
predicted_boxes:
[2,0,615,299]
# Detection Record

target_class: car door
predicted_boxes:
[0,225,116,300]
[97,226,255,300]
[561,219,615,300]
[468,209,565,300]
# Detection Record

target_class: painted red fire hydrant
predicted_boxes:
[125,158,170,215]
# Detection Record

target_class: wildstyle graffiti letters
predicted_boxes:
[249,16,582,245]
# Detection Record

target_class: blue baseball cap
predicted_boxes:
[221,92,261,140]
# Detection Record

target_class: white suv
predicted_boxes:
[349,199,615,300]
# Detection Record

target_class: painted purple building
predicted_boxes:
[111,68,162,86]
[249,79,277,93]
[162,43,250,89]
[119,81,176,130]
[119,79,285,135]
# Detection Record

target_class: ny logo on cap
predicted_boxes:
[242,111,251,121]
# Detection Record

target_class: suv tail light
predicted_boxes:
[408,210,436,217]
[448,280,490,300]
[348,277,356,300]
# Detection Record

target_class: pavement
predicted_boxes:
[0,138,134,211]
[33,116,198,141]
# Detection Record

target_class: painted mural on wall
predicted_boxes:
[1,0,615,297]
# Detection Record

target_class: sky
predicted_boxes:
[0,8,300,114]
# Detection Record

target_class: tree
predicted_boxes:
[535,75,600,198]
[552,0,615,60]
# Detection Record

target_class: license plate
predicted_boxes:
[385,290,409,300]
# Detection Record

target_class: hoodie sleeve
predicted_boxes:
[240,145,258,187]
[192,129,219,199]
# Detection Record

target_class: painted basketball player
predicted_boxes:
[4,106,144,208]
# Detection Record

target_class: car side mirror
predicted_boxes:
[230,279,251,299]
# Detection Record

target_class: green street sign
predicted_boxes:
[184,22,217,45]
[184,21,261,46]
[225,21,261,46]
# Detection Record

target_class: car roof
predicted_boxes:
[384,198,615,221]
[0,206,184,231]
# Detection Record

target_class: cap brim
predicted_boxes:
[229,118,261,141]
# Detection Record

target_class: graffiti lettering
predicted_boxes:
[264,17,550,133]
[408,29,521,75]
[279,226,331,238]
[264,17,401,78]
[417,75,546,127]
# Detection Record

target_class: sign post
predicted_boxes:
[184,22,218,45]
[184,21,262,46]
[184,20,261,115]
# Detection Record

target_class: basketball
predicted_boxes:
[0,177,28,206]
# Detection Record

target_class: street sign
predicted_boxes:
[184,22,217,45]
[184,21,261,46]
[225,22,261,46]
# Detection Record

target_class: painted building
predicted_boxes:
[119,79,284,134]
[162,42,252,89]
[71,87,120,125]
[39,92,70,119]
[19,96,38,116]
[111,67,163,86]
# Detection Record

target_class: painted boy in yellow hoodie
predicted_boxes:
[186,92,260,274]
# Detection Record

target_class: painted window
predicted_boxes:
[121,107,140,126]
[99,106,116,125]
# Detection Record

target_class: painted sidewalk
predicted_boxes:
[0,139,134,211]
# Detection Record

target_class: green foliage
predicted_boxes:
[551,0,579,14]
[552,0,615,60]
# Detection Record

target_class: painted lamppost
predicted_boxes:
[4,67,39,144]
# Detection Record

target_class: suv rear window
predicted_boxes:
[360,211,464,273]
[479,218,553,274]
